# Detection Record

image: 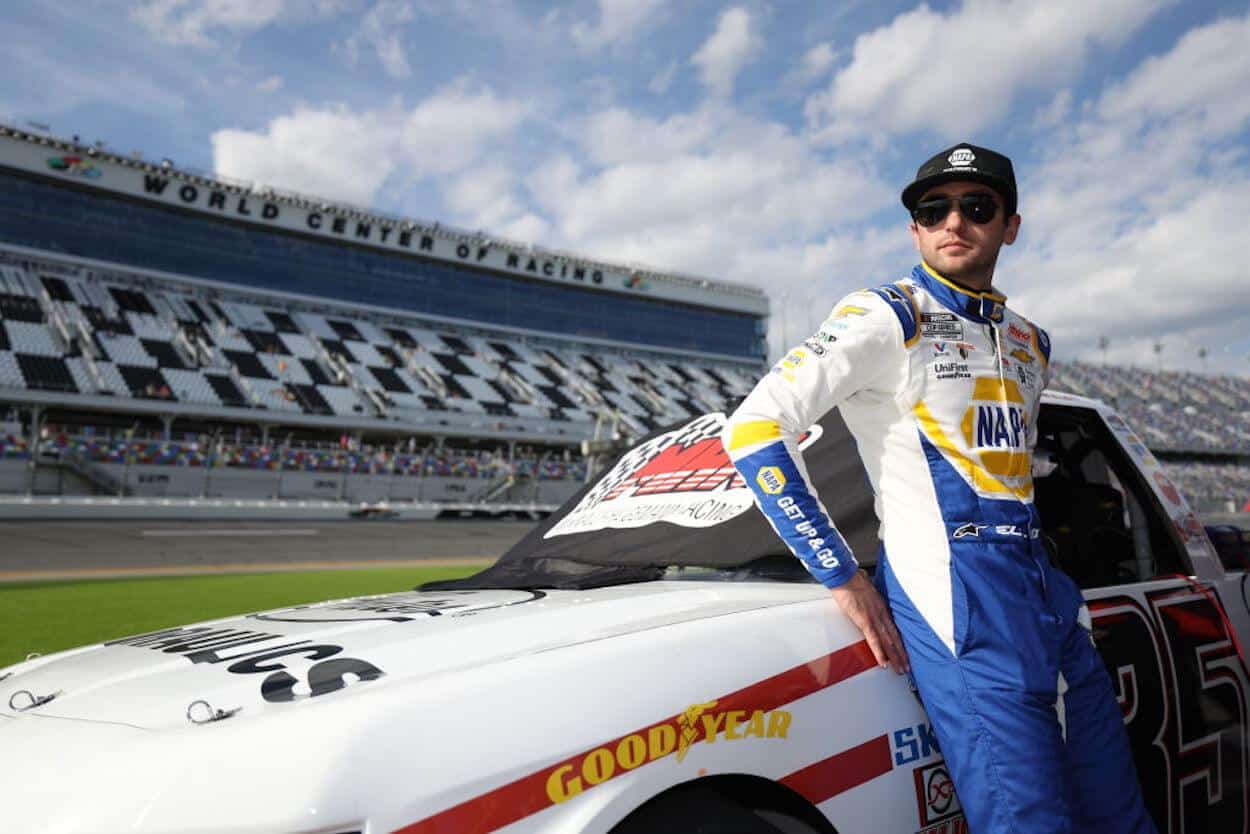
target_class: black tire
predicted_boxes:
[609,783,824,834]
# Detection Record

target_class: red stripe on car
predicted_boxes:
[780,734,894,804]
[394,640,879,834]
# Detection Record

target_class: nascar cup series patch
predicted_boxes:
[545,413,821,539]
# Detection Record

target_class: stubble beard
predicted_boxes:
[929,246,999,290]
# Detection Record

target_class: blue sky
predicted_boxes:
[4,0,1250,372]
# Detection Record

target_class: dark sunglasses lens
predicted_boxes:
[961,194,998,224]
[912,201,948,227]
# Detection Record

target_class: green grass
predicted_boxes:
[0,564,485,669]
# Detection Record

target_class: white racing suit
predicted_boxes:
[724,262,1155,834]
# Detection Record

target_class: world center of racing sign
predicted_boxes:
[545,413,822,538]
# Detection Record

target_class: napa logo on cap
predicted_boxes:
[948,148,975,167]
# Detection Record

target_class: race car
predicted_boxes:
[1,392,1247,834]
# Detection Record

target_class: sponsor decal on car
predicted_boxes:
[913,761,963,827]
[892,722,942,766]
[544,413,820,538]
[395,642,890,834]
[1153,471,1182,506]
[105,626,384,703]
[250,590,543,623]
[545,700,794,803]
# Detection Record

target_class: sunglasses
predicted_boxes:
[911,193,999,227]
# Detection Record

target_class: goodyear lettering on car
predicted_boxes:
[544,700,793,804]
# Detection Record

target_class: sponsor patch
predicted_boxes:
[802,337,828,356]
[781,349,807,370]
[544,413,821,538]
[921,312,964,340]
[756,466,786,494]
[1006,322,1032,344]
[833,304,870,319]
[953,523,985,539]
[1009,348,1033,364]
[932,361,971,380]
[948,148,975,167]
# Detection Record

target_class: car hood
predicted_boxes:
[0,581,825,731]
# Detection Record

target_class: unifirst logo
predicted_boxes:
[544,701,792,804]
[756,467,786,494]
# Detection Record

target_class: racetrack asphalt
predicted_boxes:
[0,519,536,581]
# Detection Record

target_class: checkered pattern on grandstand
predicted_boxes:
[0,262,757,435]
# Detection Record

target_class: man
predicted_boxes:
[723,144,1154,833]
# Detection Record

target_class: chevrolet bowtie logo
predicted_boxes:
[953,523,987,539]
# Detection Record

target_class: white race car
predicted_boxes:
[2,393,1247,834]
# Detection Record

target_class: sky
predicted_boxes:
[4,0,1250,373]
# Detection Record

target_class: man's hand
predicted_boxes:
[829,571,910,674]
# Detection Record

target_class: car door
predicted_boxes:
[1035,402,1250,834]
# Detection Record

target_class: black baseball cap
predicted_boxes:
[901,142,1018,217]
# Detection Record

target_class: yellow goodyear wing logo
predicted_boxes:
[1009,348,1034,364]
[545,699,793,803]
[756,466,786,494]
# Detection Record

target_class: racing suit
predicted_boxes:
[724,262,1155,834]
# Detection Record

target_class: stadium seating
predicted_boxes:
[0,258,756,437]
[1051,361,1250,454]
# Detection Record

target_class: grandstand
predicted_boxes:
[1050,361,1250,512]
[0,123,1246,515]
[0,123,764,505]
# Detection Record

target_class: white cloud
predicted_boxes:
[399,83,531,174]
[573,106,720,167]
[797,42,836,82]
[523,107,894,326]
[443,163,524,230]
[210,82,530,206]
[806,0,1174,141]
[129,0,351,47]
[649,59,679,95]
[691,7,761,98]
[1006,12,1250,372]
[1032,88,1071,131]
[212,105,397,205]
[570,0,667,51]
[1098,13,1250,137]
[256,75,283,93]
[338,1,415,80]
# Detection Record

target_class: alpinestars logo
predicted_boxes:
[545,413,822,539]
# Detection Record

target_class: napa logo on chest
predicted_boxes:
[970,403,1026,450]
[958,377,1032,479]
